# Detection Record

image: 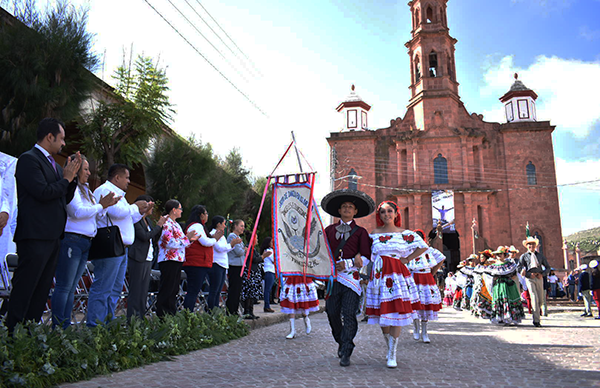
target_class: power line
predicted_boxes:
[165,0,249,83]
[143,0,268,117]
[333,176,600,193]
[333,160,562,187]
[194,0,263,77]
[182,0,258,79]
[333,153,565,179]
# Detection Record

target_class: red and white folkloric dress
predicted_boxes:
[279,276,320,315]
[407,247,445,321]
[366,231,428,327]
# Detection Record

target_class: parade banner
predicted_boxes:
[432,189,455,232]
[273,182,334,279]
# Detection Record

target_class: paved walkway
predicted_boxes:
[62,304,600,388]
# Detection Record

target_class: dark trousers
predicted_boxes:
[156,261,182,317]
[226,265,243,315]
[127,259,153,320]
[207,264,226,310]
[6,239,60,331]
[326,282,360,358]
[183,266,210,311]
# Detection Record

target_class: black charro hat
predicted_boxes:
[320,189,375,218]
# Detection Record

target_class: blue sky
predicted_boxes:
[5,0,599,235]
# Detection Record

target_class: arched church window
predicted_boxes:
[348,168,358,190]
[414,55,421,83]
[429,51,438,77]
[526,161,537,185]
[534,231,543,255]
[434,154,448,184]
[426,6,434,23]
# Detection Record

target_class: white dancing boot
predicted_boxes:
[413,319,421,341]
[383,332,391,360]
[387,336,399,368]
[304,315,312,335]
[421,321,430,343]
[286,318,296,339]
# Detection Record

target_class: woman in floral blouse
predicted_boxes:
[365,201,428,368]
[156,199,198,316]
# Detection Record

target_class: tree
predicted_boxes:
[79,55,174,179]
[0,0,98,156]
[145,135,265,236]
[145,134,217,215]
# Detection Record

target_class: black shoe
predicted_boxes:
[339,355,350,367]
[580,313,589,317]
[337,345,343,358]
[533,322,541,327]
[595,316,600,320]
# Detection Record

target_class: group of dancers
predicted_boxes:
[277,189,446,368]
[445,244,526,325]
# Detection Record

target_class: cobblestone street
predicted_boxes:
[63,305,600,388]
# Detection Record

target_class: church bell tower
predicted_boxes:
[405,0,463,131]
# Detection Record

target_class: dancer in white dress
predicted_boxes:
[366,201,428,368]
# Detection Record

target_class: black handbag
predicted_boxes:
[89,214,125,260]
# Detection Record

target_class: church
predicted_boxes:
[326,0,563,271]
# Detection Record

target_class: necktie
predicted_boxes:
[47,155,59,178]
[530,252,539,269]
[335,222,352,240]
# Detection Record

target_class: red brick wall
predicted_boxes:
[327,111,564,268]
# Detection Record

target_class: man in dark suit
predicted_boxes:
[127,194,166,321]
[321,189,374,367]
[6,118,81,332]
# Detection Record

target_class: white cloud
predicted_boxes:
[480,55,600,138]
[555,157,600,185]
[562,219,600,236]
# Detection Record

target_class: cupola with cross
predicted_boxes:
[499,73,538,123]
[336,85,371,131]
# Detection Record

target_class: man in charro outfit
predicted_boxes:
[321,189,374,367]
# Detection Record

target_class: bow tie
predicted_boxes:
[335,223,352,240]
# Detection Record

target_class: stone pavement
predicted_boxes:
[62,303,600,388]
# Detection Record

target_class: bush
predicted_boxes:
[0,310,248,387]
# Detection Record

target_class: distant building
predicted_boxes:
[327,0,563,271]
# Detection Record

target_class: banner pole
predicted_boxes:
[291,131,304,173]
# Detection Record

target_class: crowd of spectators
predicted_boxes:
[0,118,275,332]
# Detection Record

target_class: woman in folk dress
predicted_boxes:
[366,201,428,368]
[408,229,445,343]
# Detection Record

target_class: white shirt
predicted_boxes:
[65,184,105,238]
[188,223,216,247]
[93,180,142,246]
[0,152,16,216]
[144,221,154,261]
[211,229,234,268]
[263,248,275,273]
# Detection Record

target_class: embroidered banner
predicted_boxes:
[432,189,455,232]
[272,182,334,279]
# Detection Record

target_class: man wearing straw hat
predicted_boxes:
[517,236,550,327]
[321,189,374,367]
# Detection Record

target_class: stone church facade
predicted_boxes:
[327,0,563,270]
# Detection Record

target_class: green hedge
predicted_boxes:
[0,310,248,387]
